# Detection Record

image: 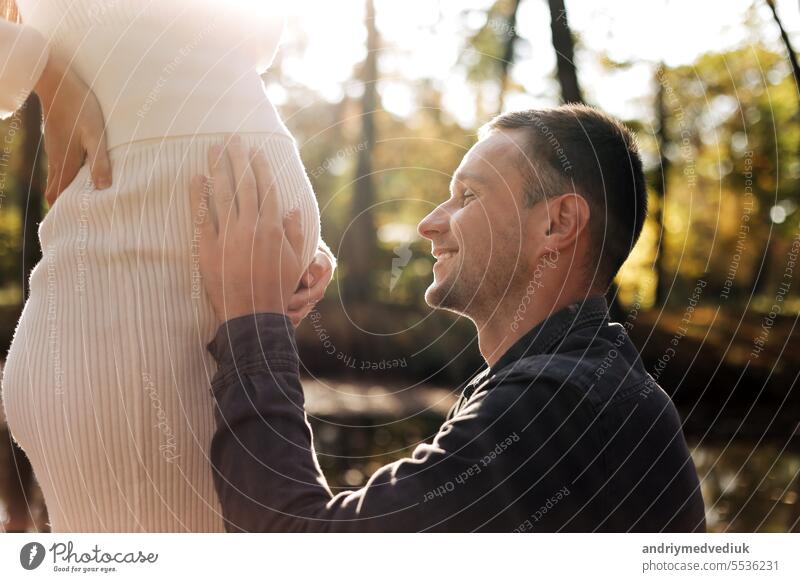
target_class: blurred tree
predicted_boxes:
[765,0,800,529]
[341,0,379,305]
[461,0,526,116]
[547,0,583,103]
[659,46,797,301]
[765,0,800,195]
[498,0,522,112]
[765,0,800,103]
[653,63,671,305]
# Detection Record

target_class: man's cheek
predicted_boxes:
[459,246,487,283]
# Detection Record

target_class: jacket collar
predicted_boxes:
[451,295,610,413]
[489,294,610,375]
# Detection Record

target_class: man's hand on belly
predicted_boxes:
[190,135,309,325]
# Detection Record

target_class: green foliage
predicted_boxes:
[615,44,800,309]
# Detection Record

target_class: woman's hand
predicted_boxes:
[190,136,309,324]
[286,242,335,327]
[34,51,111,204]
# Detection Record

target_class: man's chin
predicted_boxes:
[423,282,441,308]
[424,280,449,306]
[425,280,466,313]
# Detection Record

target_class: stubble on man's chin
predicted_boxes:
[426,278,460,310]
[427,265,530,325]
[425,278,481,318]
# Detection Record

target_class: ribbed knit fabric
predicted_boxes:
[14,0,290,149]
[1,133,320,532]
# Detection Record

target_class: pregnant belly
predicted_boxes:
[3,133,319,459]
[2,137,219,469]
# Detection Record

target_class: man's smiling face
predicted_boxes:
[417,129,537,321]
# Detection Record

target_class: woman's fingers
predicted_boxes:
[226,136,258,223]
[44,142,82,205]
[84,127,112,190]
[44,161,62,205]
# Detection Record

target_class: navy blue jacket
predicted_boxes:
[207,295,706,532]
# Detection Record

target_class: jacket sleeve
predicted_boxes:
[207,313,567,532]
[0,19,49,119]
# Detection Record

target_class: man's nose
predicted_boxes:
[417,204,450,240]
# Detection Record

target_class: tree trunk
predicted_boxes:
[765,0,800,187]
[765,0,800,98]
[653,64,671,305]
[342,0,379,305]
[497,0,522,113]
[546,0,583,104]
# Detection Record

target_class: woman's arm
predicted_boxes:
[0,18,48,118]
[1,18,112,202]
[34,50,112,202]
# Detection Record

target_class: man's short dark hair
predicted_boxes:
[481,104,647,289]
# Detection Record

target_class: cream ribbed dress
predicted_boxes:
[1,0,321,532]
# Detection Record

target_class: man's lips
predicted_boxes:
[432,248,458,260]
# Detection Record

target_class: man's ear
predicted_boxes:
[543,193,591,251]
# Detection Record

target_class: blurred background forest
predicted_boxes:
[1,0,799,532]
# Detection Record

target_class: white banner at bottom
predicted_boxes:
[1,533,798,581]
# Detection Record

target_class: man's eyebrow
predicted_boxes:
[450,172,490,192]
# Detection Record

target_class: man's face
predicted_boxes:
[417,129,540,321]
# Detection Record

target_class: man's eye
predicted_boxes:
[462,190,476,204]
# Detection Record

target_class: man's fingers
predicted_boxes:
[208,143,235,233]
[304,279,326,307]
[283,208,305,257]
[251,146,279,223]
[190,175,215,239]
[303,264,329,305]
[84,129,112,189]
[307,256,331,288]
[287,287,313,312]
[287,309,304,328]
[284,250,333,322]
[288,259,329,309]
[227,136,258,223]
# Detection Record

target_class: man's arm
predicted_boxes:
[207,313,596,532]
[207,312,506,532]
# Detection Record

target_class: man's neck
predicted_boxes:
[475,291,589,368]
